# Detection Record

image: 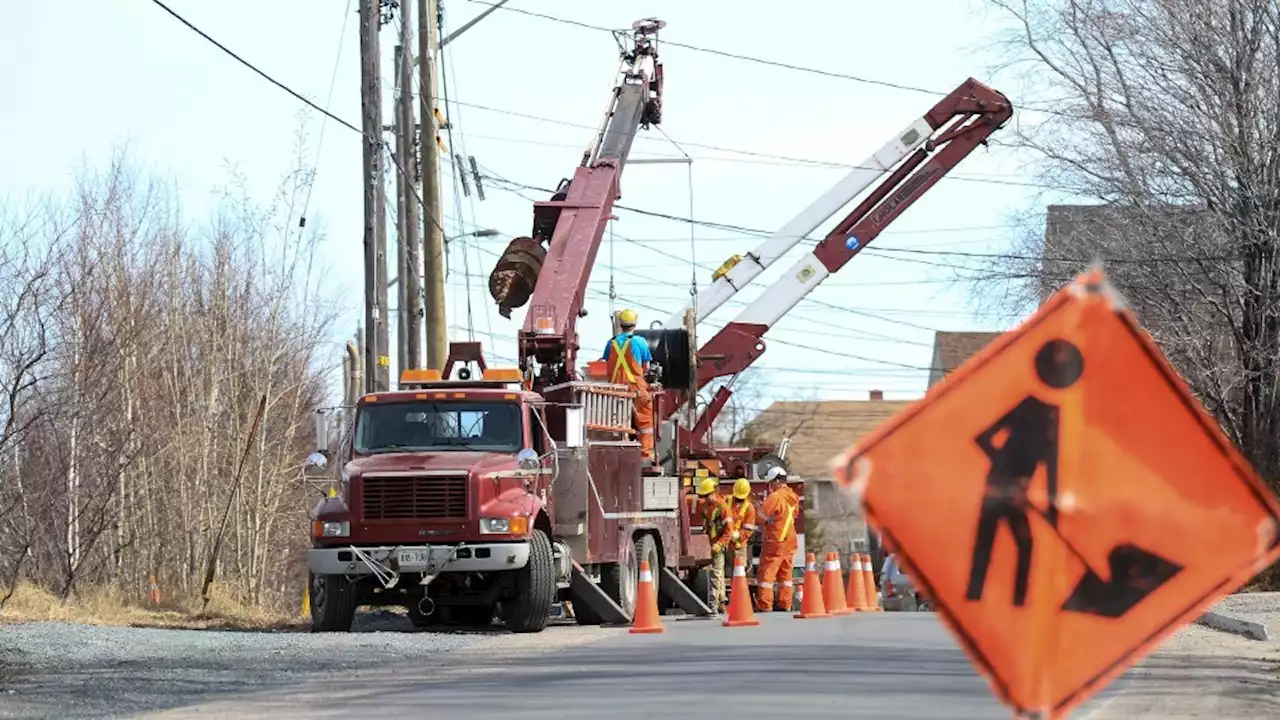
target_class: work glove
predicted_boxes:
[711,543,723,554]
[731,530,741,542]
[763,515,776,525]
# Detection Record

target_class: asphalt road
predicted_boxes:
[145,612,1043,719]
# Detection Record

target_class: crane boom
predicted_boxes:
[664,117,934,329]
[487,19,666,388]
[660,78,1013,444]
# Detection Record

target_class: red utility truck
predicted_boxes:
[305,17,1013,632]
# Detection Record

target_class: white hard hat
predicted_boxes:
[765,466,788,482]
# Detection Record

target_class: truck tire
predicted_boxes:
[310,572,359,632]
[632,534,660,613]
[500,529,554,633]
[688,567,713,610]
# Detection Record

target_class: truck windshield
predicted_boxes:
[353,401,523,454]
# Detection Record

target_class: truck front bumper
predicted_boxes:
[308,542,530,577]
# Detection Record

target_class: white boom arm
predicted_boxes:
[664,116,934,328]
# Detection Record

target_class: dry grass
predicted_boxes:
[0,582,307,631]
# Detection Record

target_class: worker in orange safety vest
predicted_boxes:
[602,308,655,462]
[695,477,735,612]
[755,466,800,612]
[727,478,758,564]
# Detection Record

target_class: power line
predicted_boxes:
[149,0,362,135]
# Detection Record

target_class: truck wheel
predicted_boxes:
[310,572,359,632]
[501,529,554,633]
[688,567,713,610]
[632,534,660,612]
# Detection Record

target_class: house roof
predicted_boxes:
[930,331,1003,386]
[743,396,913,479]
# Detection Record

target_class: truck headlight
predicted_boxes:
[480,516,529,535]
[312,520,350,538]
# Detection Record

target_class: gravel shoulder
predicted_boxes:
[0,611,617,720]
[1088,593,1280,719]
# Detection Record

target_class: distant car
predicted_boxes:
[880,553,930,612]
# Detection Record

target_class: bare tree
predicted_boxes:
[0,131,340,612]
[980,0,1280,585]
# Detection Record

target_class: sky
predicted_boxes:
[0,0,1070,418]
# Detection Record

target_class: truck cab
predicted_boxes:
[306,365,565,633]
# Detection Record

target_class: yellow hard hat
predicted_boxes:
[733,478,751,500]
[618,308,638,326]
[695,477,718,496]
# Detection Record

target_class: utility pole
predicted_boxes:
[360,0,389,392]
[398,8,424,370]
[419,0,447,369]
[393,42,408,374]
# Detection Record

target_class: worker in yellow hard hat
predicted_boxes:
[727,478,759,565]
[602,308,656,462]
[695,477,734,613]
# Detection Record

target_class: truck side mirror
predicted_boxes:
[516,448,539,471]
[305,452,328,471]
[314,410,330,454]
[563,405,585,448]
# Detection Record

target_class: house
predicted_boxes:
[927,331,1003,388]
[742,390,913,555]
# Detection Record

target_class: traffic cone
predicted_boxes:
[794,552,829,618]
[823,551,852,615]
[629,559,665,634]
[847,554,870,611]
[860,553,883,612]
[147,574,161,605]
[723,554,760,627]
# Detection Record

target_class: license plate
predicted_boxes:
[397,549,431,566]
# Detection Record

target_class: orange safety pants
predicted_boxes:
[632,382,654,459]
[755,541,796,611]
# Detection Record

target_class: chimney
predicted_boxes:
[869,389,884,401]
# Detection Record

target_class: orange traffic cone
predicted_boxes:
[629,559,665,634]
[147,574,161,605]
[794,552,829,619]
[823,551,852,615]
[723,553,760,627]
[847,554,870,611]
[860,553,883,612]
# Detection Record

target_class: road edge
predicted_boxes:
[1195,610,1269,641]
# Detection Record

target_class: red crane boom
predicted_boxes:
[488,19,666,390]
[656,79,1013,455]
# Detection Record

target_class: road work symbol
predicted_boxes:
[830,267,1280,719]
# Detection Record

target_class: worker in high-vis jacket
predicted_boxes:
[601,308,655,461]
[695,477,735,613]
[727,478,758,564]
[755,466,801,612]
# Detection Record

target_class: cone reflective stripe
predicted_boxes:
[630,559,665,634]
[860,553,883,612]
[847,554,871,611]
[723,554,760,627]
[794,552,830,619]
[823,551,852,615]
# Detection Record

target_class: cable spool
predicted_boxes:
[634,328,692,389]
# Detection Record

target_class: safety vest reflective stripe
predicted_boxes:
[777,500,795,542]
[609,337,637,384]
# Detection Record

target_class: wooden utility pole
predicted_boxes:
[360,0,389,392]
[398,9,424,371]
[393,42,408,374]
[419,0,447,369]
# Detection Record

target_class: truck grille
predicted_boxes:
[361,475,468,520]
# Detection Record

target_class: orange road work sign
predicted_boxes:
[830,268,1280,718]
